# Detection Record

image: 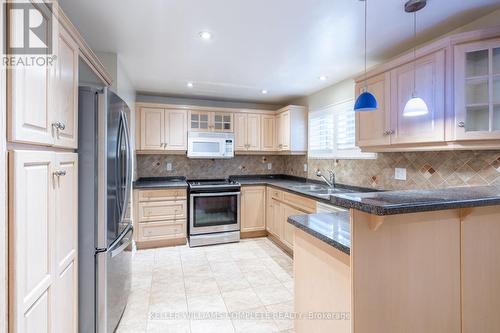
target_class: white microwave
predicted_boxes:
[187,132,234,159]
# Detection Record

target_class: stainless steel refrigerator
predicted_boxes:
[78,87,133,333]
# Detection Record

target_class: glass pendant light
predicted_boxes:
[354,0,378,112]
[403,0,429,117]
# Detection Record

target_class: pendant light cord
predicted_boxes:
[413,11,417,97]
[364,0,368,90]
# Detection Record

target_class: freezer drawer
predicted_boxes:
[96,226,133,333]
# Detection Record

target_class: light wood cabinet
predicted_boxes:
[140,108,164,150]
[276,106,307,153]
[165,110,188,150]
[189,110,233,132]
[52,26,79,149]
[282,204,301,249]
[355,73,391,147]
[133,188,187,248]
[8,24,79,149]
[461,206,500,333]
[390,50,446,144]
[355,28,500,151]
[294,228,350,333]
[234,113,261,151]
[261,115,277,151]
[264,186,316,252]
[9,150,78,333]
[140,108,187,151]
[241,186,266,232]
[454,38,500,140]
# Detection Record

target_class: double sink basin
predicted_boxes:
[291,184,355,198]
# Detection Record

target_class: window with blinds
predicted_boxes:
[308,99,376,159]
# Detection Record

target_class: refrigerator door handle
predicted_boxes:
[118,110,132,225]
[110,227,133,258]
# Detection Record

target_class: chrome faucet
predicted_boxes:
[316,169,335,188]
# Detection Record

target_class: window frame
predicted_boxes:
[308,98,377,160]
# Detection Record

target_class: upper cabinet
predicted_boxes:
[390,50,446,145]
[454,38,500,140]
[234,113,261,151]
[355,73,391,147]
[261,114,277,151]
[140,107,187,151]
[276,106,308,153]
[137,104,308,154]
[355,28,500,152]
[189,111,233,132]
[8,23,79,149]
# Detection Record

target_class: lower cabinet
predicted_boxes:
[461,206,500,333]
[9,150,78,333]
[282,204,301,249]
[134,188,187,248]
[265,187,316,253]
[241,186,266,233]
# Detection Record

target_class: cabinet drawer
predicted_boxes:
[138,189,186,202]
[138,221,186,241]
[138,200,186,222]
[268,187,283,200]
[282,191,316,213]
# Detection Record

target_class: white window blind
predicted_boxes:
[308,99,376,159]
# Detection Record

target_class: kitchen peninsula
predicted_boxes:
[289,186,500,333]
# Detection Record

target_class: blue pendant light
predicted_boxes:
[354,0,378,112]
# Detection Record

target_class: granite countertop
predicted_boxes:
[133,174,500,216]
[331,186,500,216]
[133,176,188,189]
[229,174,373,203]
[287,212,351,255]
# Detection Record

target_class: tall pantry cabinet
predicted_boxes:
[7,6,80,333]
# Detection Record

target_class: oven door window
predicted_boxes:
[193,194,238,228]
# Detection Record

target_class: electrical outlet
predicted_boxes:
[395,168,407,181]
[304,164,308,172]
[267,163,272,170]
[166,163,172,171]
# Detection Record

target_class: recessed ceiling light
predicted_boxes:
[199,31,212,40]
[261,89,268,94]
[187,82,194,88]
[319,75,328,81]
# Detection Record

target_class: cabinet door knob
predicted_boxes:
[53,170,66,177]
[52,121,65,131]
[457,121,465,128]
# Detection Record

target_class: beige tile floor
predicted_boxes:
[117,237,295,333]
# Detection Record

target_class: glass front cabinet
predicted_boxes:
[189,111,233,132]
[454,38,500,140]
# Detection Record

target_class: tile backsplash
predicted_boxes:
[302,150,500,190]
[137,155,287,179]
[137,150,500,190]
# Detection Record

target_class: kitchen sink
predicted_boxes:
[292,184,326,191]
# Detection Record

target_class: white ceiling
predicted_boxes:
[59,0,500,103]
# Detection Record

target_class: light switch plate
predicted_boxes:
[267,163,272,170]
[395,167,407,181]
[166,163,172,171]
[304,164,308,172]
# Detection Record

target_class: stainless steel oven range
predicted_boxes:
[188,179,241,247]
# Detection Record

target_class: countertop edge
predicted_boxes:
[331,196,500,216]
[287,215,350,256]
